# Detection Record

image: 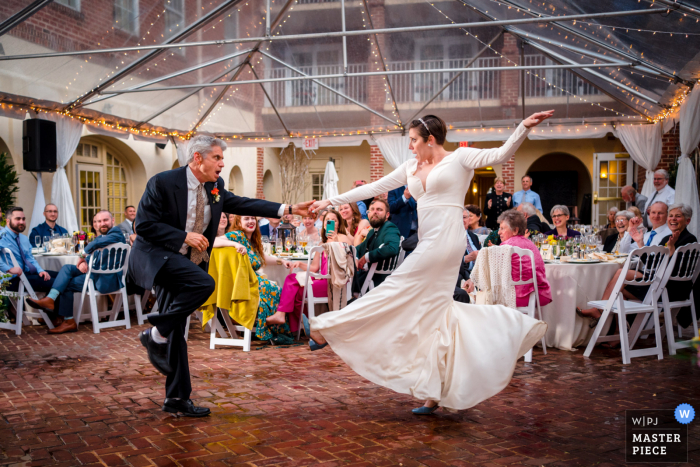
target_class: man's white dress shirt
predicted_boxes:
[180,166,287,255]
[647,184,675,210]
[628,223,672,253]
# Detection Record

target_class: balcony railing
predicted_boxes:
[264,57,600,108]
[296,0,340,3]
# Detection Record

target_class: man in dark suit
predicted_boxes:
[353,199,401,294]
[387,186,418,240]
[517,202,546,233]
[454,208,482,303]
[129,135,311,417]
[26,210,127,334]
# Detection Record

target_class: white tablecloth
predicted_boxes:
[261,259,307,286]
[35,254,81,271]
[542,262,623,350]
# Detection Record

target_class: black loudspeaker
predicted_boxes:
[23,118,57,172]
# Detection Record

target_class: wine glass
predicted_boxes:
[275,237,283,255]
[43,236,51,252]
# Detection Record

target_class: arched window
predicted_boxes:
[73,141,131,232]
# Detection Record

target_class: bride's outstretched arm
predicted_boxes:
[312,161,410,211]
[459,110,554,169]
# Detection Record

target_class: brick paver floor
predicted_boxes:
[1,323,698,466]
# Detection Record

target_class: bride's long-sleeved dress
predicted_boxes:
[311,122,547,411]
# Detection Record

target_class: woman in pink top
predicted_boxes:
[497,209,552,307]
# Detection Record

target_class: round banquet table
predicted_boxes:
[542,261,623,351]
[261,257,309,286]
[35,254,81,271]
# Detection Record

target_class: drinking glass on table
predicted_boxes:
[275,237,283,255]
[34,236,41,249]
[43,236,51,252]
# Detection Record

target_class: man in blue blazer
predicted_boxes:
[26,210,126,334]
[387,186,418,240]
[128,135,312,417]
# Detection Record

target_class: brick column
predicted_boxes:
[498,34,520,120]
[370,145,384,182]
[256,147,265,199]
[367,0,387,129]
[502,157,516,193]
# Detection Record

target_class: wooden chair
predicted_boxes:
[76,244,132,333]
[0,248,54,335]
[583,246,669,364]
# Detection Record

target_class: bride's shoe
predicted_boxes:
[302,315,327,351]
[412,405,439,415]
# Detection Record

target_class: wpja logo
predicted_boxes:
[625,407,691,463]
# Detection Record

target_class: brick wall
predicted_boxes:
[367,1,388,128]
[256,147,265,199]
[369,145,384,182]
[502,157,516,193]
[635,123,680,188]
[498,34,520,120]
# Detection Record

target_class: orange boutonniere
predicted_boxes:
[211,187,220,203]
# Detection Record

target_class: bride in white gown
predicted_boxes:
[308,111,553,413]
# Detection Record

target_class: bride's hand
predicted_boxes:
[310,199,331,215]
[523,110,554,128]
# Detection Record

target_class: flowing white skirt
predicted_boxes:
[311,205,547,410]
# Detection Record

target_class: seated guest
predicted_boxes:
[621,185,647,214]
[465,209,551,307]
[604,207,619,229]
[117,205,137,245]
[297,214,321,244]
[628,206,643,221]
[25,210,126,334]
[270,209,349,330]
[338,203,369,245]
[465,204,490,235]
[628,201,671,253]
[543,205,581,238]
[454,208,482,303]
[259,216,281,239]
[517,202,546,234]
[603,210,633,253]
[220,215,295,344]
[353,199,401,293]
[29,204,68,247]
[0,207,60,325]
[388,186,418,240]
[483,177,511,230]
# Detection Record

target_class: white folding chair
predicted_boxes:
[0,248,54,335]
[207,308,252,351]
[508,246,547,363]
[359,237,405,297]
[632,243,700,355]
[76,244,132,333]
[133,288,158,325]
[583,245,669,364]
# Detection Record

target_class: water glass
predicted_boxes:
[275,237,283,255]
[43,236,51,252]
[34,236,41,248]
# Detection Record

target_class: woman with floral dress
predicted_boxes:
[216,215,295,344]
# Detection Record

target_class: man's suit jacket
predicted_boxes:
[117,219,134,236]
[526,215,546,234]
[387,187,418,240]
[85,226,129,293]
[129,166,281,290]
[458,231,482,284]
[626,193,648,214]
[356,221,401,271]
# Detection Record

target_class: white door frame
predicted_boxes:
[592,152,633,226]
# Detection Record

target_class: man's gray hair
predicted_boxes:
[649,200,668,212]
[654,169,670,180]
[668,202,692,219]
[550,204,570,218]
[608,206,619,215]
[621,185,637,196]
[187,135,227,164]
[518,202,537,216]
[615,210,634,221]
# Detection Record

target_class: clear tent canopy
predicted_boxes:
[0,0,698,146]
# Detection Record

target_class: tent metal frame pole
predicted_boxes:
[66,0,244,110]
[0,8,667,62]
[362,0,402,129]
[483,0,689,85]
[86,48,254,107]
[526,41,663,107]
[406,31,503,124]
[99,61,635,94]
[643,0,700,20]
[136,61,247,126]
[0,0,54,37]
[249,64,291,136]
[189,0,297,133]
[265,0,271,36]
[259,50,399,126]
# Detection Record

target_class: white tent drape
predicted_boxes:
[615,122,663,198]
[174,138,189,167]
[39,113,82,233]
[322,160,339,201]
[374,135,414,169]
[675,89,700,236]
[28,175,46,232]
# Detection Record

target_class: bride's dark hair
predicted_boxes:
[408,115,447,145]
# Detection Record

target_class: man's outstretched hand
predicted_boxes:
[291,200,315,217]
[310,199,332,215]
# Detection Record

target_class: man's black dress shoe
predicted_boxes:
[139,328,172,376]
[162,398,211,417]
